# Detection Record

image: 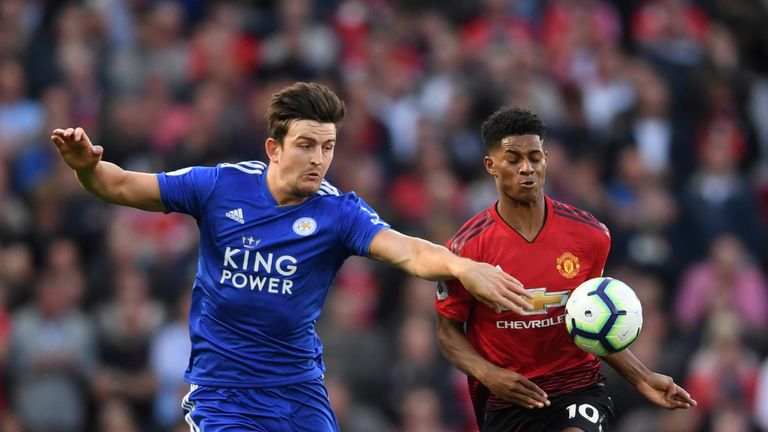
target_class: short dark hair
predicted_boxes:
[266,82,347,143]
[480,107,547,151]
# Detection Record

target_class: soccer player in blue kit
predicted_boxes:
[51,82,534,431]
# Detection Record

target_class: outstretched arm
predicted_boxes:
[602,349,696,409]
[368,229,533,313]
[436,314,549,408]
[51,127,164,211]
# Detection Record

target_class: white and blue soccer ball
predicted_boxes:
[565,277,643,356]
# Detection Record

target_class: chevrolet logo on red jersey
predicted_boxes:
[520,288,570,315]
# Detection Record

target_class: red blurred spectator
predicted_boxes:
[540,0,622,82]
[684,310,759,419]
[632,0,709,46]
[459,0,533,59]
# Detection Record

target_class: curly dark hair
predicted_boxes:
[266,82,347,143]
[480,107,547,151]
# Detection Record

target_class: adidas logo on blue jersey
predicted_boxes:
[226,208,245,224]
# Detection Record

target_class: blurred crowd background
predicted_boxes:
[0,0,768,431]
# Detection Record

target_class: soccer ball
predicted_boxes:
[565,277,642,356]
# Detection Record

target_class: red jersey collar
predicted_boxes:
[490,195,553,244]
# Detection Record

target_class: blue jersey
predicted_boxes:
[157,160,390,387]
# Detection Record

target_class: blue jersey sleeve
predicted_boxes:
[156,166,218,217]
[337,193,390,256]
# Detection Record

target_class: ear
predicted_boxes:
[265,138,281,164]
[484,155,496,177]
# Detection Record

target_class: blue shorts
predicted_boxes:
[181,377,339,431]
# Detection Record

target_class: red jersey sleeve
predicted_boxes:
[435,278,475,322]
[435,238,478,323]
[587,223,611,279]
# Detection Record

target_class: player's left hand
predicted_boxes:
[51,127,103,172]
[458,262,533,313]
[636,372,697,410]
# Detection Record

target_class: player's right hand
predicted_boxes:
[458,262,533,314]
[481,365,550,409]
[51,127,103,172]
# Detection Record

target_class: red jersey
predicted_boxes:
[435,196,611,413]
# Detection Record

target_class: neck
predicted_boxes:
[497,194,546,241]
[265,164,306,206]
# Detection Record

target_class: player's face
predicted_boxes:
[485,134,546,204]
[269,119,336,200]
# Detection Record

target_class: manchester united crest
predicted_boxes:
[556,252,580,279]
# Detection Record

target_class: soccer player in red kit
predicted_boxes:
[435,107,696,432]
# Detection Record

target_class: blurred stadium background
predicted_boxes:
[1,0,767,431]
